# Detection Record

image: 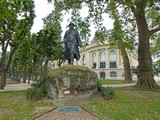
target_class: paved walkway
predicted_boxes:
[103,83,136,88]
[103,80,160,88]
[0,83,31,92]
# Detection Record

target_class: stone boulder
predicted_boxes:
[46,65,98,99]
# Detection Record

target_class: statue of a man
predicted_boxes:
[63,22,82,65]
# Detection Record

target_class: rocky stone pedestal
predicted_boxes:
[46,65,98,99]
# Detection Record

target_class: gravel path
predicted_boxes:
[0,83,31,92]
[34,107,100,120]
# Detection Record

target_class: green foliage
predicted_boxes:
[26,87,45,101]
[10,13,64,80]
[151,32,160,60]
[98,80,115,100]
[101,86,115,100]
[153,60,160,76]
[26,78,46,100]
[0,0,35,88]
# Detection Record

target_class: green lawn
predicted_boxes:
[0,87,160,120]
[0,91,54,120]
[82,87,160,120]
[99,79,136,85]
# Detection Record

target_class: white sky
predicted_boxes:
[31,0,53,33]
[31,0,113,39]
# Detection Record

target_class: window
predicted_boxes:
[92,52,96,69]
[100,72,105,79]
[110,62,116,68]
[100,50,106,68]
[110,71,117,77]
[110,50,117,68]
[92,63,96,69]
[100,62,106,68]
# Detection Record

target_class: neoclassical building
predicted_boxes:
[49,41,138,79]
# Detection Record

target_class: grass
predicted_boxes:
[82,87,160,120]
[0,90,54,120]
[0,87,160,120]
[99,79,136,85]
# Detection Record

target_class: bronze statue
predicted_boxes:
[63,22,82,65]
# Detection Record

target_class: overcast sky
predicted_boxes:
[31,0,53,33]
[31,0,113,39]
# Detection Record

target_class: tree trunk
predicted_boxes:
[33,66,39,81]
[28,71,31,84]
[28,66,33,84]
[0,49,6,89]
[41,59,49,80]
[22,68,27,83]
[121,49,132,82]
[134,2,159,88]
[0,69,5,90]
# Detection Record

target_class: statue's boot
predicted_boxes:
[70,60,74,65]
[70,51,74,65]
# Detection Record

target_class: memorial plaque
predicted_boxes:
[58,106,80,112]
[64,90,70,94]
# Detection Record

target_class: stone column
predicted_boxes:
[96,50,99,68]
[89,51,92,68]
[106,48,110,68]
[86,52,89,67]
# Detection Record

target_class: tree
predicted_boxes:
[48,0,160,89]
[0,0,35,89]
[10,33,34,84]
[33,22,62,79]
[42,9,64,67]
[53,40,64,67]
[107,1,135,82]
[117,0,160,88]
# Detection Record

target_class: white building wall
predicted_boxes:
[49,43,138,80]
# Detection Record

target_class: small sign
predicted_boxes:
[64,90,70,94]
[58,106,80,112]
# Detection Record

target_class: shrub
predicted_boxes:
[98,80,115,100]
[101,86,115,100]
[26,77,47,100]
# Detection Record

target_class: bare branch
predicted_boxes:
[149,26,160,37]
[116,3,121,8]
[116,0,133,8]
[116,0,136,14]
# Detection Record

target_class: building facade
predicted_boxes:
[49,42,138,79]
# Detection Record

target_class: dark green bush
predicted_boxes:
[98,80,115,100]
[26,78,46,100]
[101,86,115,100]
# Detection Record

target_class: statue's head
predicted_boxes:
[68,22,75,28]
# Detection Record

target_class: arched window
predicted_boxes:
[92,52,96,69]
[110,71,117,77]
[100,50,106,68]
[82,55,86,66]
[100,72,105,79]
[109,50,117,68]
